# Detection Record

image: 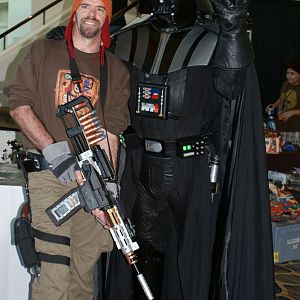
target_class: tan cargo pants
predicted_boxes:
[28,170,113,300]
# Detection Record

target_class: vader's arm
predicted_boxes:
[211,0,254,99]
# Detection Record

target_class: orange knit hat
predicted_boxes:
[65,0,112,64]
[70,0,112,23]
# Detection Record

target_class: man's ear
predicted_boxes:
[46,26,66,40]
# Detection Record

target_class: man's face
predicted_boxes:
[75,0,107,38]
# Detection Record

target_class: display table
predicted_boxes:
[0,163,31,300]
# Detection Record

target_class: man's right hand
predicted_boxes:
[42,141,78,184]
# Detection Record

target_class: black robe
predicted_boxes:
[105,18,275,300]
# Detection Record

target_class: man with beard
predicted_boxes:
[3,0,130,299]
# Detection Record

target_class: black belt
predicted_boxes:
[23,152,50,173]
[143,139,177,153]
[142,132,213,158]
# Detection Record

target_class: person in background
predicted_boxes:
[3,0,130,299]
[266,60,300,130]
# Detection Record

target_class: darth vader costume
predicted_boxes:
[46,0,275,299]
[105,0,275,299]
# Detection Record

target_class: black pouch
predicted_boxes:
[14,217,40,276]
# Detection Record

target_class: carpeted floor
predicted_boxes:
[275,260,300,299]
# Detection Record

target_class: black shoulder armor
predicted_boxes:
[111,19,218,75]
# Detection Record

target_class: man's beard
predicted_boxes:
[79,18,101,38]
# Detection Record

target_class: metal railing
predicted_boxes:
[0,0,64,51]
[0,0,138,52]
[112,0,138,23]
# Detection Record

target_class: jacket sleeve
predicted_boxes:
[3,41,41,110]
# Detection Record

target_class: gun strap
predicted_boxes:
[100,52,108,112]
[67,42,108,111]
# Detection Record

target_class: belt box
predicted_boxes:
[272,219,300,263]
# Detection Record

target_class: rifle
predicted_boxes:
[48,96,154,300]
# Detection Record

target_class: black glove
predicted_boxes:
[212,0,253,69]
[46,26,66,40]
[211,0,253,99]
[42,141,78,184]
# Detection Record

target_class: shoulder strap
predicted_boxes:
[67,41,81,82]
[100,52,108,111]
[66,41,108,106]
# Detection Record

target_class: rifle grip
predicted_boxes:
[21,202,30,219]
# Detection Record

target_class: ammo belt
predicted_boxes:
[23,152,50,173]
[141,132,213,158]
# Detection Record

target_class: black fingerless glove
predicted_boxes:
[46,26,66,40]
[42,141,78,184]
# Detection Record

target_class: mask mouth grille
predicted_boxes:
[152,3,175,16]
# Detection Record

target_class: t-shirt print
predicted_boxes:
[55,69,100,109]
